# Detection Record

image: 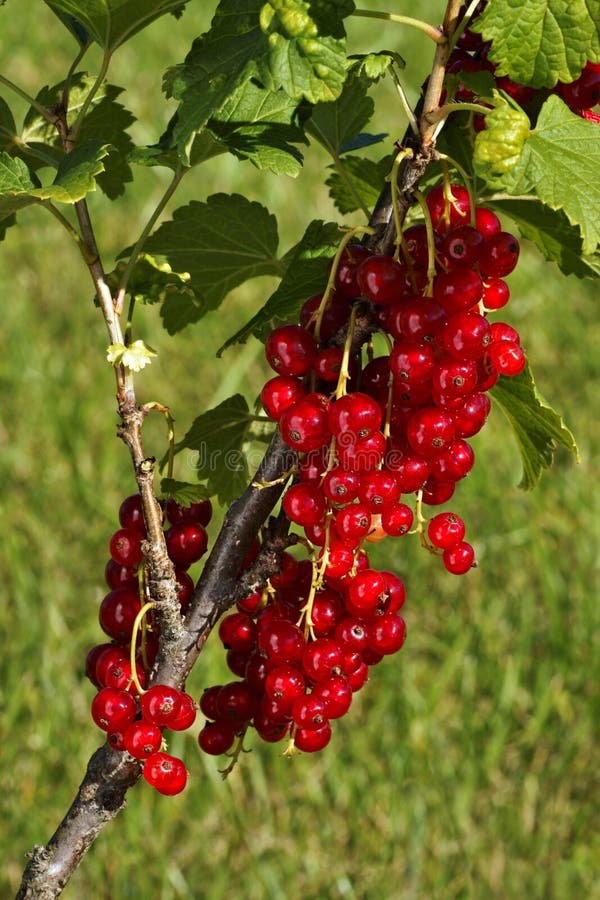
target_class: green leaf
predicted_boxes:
[489,198,600,279]
[471,0,600,88]
[171,0,352,156]
[144,192,281,316]
[206,79,306,176]
[218,218,339,353]
[21,76,135,198]
[44,0,193,51]
[259,0,351,102]
[0,153,41,223]
[160,292,205,334]
[491,96,600,254]
[473,96,530,177]
[174,395,254,504]
[0,97,17,153]
[306,74,373,157]
[41,140,110,202]
[159,478,210,504]
[325,154,391,214]
[490,363,580,490]
[106,253,200,306]
[347,50,405,82]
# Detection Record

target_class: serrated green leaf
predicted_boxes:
[159,478,210,504]
[347,50,405,82]
[490,362,579,490]
[489,96,600,254]
[145,193,281,316]
[171,0,352,156]
[326,154,390,214]
[21,76,135,198]
[0,153,42,222]
[472,0,600,88]
[206,79,306,176]
[41,140,110,202]
[306,74,373,157]
[489,198,600,279]
[474,96,531,177]
[160,292,205,334]
[44,0,193,51]
[174,394,253,504]
[218,218,339,354]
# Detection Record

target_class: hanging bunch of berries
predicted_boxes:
[197,180,525,763]
[85,495,212,794]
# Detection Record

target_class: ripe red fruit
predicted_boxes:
[488,340,526,376]
[346,569,387,614]
[124,721,162,759]
[217,681,259,723]
[366,614,407,655]
[322,467,361,503]
[104,559,138,591]
[265,666,306,712]
[427,511,466,549]
[258,620,305,665]
[381,502,414,537]
[328,392,382,439]
[294,722,332,752]
[312,675,352,718]
[118,494,146,533]
[453,392,491,437]
[283,482,326,527]
[280,393,330,452]
[165,498,213,527]
[426,184,471,233]
[265,324,317,376]
[478,232,520,278]
[333,245,372,298]
[390,340,436,384]
[407,407,456,457]
[441,310,491,360]
[558,63,600,109]
[433,268,483,313]
[443,540,476,574]
[300,291,351,340]
[261,375,306,420]
[198,719,237,755]
[165,521,208,568]
[109,528,143,568]
[143,752,187,795]
[441,225,483,268]
[140,685,183,726]
[168,692,197,731]
[482,278,510,310]
[218,611,257,653]
[358,469,401,512]
[335,502,372,545]
[91,687,137,733]
[292,694,329,730]
[357,254,407,305]
[99,588,141,642]
[302,638,344,683]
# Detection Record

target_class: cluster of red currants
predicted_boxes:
[85,494,211,794]
[197,180,525,759]
[452,2,600,124]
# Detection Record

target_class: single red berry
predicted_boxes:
[386,449,430,493]
[107,731,126,752]
[453,392,491,437]
[140,685,183,726]
[104,658,146,694]
[478,232,520,278]
[335,502,372,546]
[298,445,329,484]
[441,225,483,268]
[427,511,466,549]
[367,614,407,655]
[429,439,475,481]
[311,589,343,637]
[346,569,387,615]
[490,322,521,344]
[421,477,455,506]
[175,569,194,610]
[482,278,510,310]
[253,711,290,743]
[143,752,187,795]
[488,340,526,376]
[105,558,138,591]
[99,588,141,642]
[322,542,355,578]
[109,528,143,568]
[434,268,483,313]
[358,469,401,512]
[226,648,251,678]
[403,223,441,267]
[165,521,208,568]
[282,482,326,527]
[329,392,382,439]
[337,430,386,473]
[280,393,330,453]
[397,298,446,343]
[407,407,456,457]
[443,540,476,574]
[258,620,305,665]
[312,675,352,718]
[474,206,502,238]
[302,638,344,683]
[390,340,436,384]
[381,503,414,537]
[86,642,118,688]
[261,375,306,420]
[322,467,361,504]
[558,63,600,109]
[426,184,471,233]
[217,681,259,723]
[218,611,257,653]
[357,254,407,305]
[265,665,306,712]
[347,662,369,692]
[314,347,344,382]
[432,357,478,398]
[118,494,146,533]
[441,310,492,360]
[265,324,317,376]
[199,685,223,720]
[168,692,197,731]
[300,292,351,341]
[292,694,329,730]
[124,721,162,759]
[198,719,237,755]
[91,687,137,733]
[294,722,332,752]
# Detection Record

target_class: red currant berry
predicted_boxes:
[109,528,143,568]
[302,638,344,683]
[398,298,446,343]
[381,503,414,536]
[294,722,332,752]
[322,467,361,504]
[86,642,119,688]
[434,268,483,313]
[143,752,187,795]
[105,559,138,591]
[426,184,471,233]
[199,685,223,720]
[453,392,491,437]
[329,392,382,440]
[198,719,237,755]
[218,612,257,653]
[357,254,406,305]
[488,340,526,376]
[390,340,436,384]
[478,232,520,278]
[124,721,162,759]
[482,277,510,310]
[366,613,407,655]
[258,620,305,665]
[490,322,521,344]
[427,511,466,549]
[407,407,456,457]
[118,494,145,533]
[443,540,476,574]
[358,469,401,512]
[261,376,306,420]
[474,206,502,238]
[432,358,478,398]
[91,687,136,733]
[165,498,212,527]
[280,393,330,453]
[165,521,208,568]
[217,681,259,723]
[283,482,326,527]
[346,569,387,614]
[441,225,483,268]
[265,665,306,712]
[168,692,197,731]
[559,63,600,110]
[314,347,344,382]
[441,310,492,360]
[99,589,141,642]
[140,685,183,726]
[104,658,146,694]
[429,439,475,481]
[300,292,351,341]
[333,245,372,299]
[312,675,352,718]
[292,694,329,730]
[265,325,317,376]
[337,430,386,473]
[421,477,455,506]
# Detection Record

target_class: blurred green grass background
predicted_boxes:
[1,2,599,898]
